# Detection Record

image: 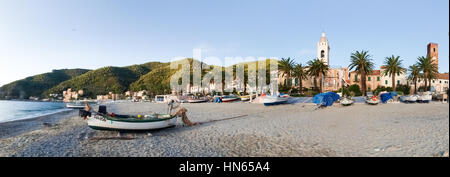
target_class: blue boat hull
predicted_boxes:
[264,100,288,106]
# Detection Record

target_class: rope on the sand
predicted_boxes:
[89,137,135,140]
[171,106,248,126]
[198,114,248,125]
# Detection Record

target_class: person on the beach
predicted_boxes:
[82,102,92,120]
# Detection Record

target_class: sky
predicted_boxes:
[0,0,448,86]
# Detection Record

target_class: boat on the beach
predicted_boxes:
[379,92,394,104]
[313,92,340,107]
[240,94,256,101]
[407,95,418,103]
[399,95,409,103]
[221,95,239,102]
[87,113,176,131]
[340,97,354,106]
[82,107,177,131]
[66,101,89,109]
[366,95,380,105]
[263,93,290,106]
[186,98,209,103]
[417,92,432,103]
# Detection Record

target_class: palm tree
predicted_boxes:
[292,63,307,93]
[408,64,420,94]
[382,55,406,91]
[348,50,375,96]
[278,57,295,88]
[417,56,439,91]
[307,58,329,93]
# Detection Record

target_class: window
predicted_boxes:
[385,80,388,85]
[368,87,371,91]
[434,48,436,52]
[354,75,358,81]
[433,80,435,83]
[397,73,400,76]
[368,77,371,81]
[321,50,325,58]
[397,80,400,85]
[377,77,380,81]
[440,81,442,83]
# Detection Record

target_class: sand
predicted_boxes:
[0,101,448,157]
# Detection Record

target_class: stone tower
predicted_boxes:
[427,43,438,68]
[317,32,330,65]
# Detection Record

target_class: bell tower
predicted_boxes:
[427,43,438,68]
[317,32,330,65]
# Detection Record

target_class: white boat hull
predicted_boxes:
[407,95,418,103]
[418,94,432,103]
[263,97,289,106]
[187,99,208,103]
[66,104,85,109]
[340,98,354,106]
[87,116,177,131]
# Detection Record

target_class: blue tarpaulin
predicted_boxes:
[313,92,340,106]
[390,91,398,97]
[380,93,393,103]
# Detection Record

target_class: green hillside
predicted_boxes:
[129,65,177,95]
[0,59,279,100]
[0,69,90,99]
[44,62,168,98]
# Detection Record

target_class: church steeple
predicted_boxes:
[317,33,330,65]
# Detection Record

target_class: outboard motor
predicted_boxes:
[98,105,107,114]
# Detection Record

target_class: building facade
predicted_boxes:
[349,70,382,92]
[380,66,408,88]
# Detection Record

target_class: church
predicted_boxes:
[281,33,350,92]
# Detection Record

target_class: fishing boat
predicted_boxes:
[66,102,87,109]
[240,94,256,101]
[366,95,380,105]
[340,97,354,106]
[221,95,239,102]
[85,113,177,131]
[399,95,409,103]
[407,95,418,103]
[418,92,432,103]
[186,98,208,103]
[263,94,289,106]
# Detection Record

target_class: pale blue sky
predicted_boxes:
[0,0,448,86]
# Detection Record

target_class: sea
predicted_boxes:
[0,100,69,123]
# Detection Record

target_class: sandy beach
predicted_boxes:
[0,102,448,157]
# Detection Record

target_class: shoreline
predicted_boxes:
[0,109,76,139]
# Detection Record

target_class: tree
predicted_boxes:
[278,57,295,89]
[292,63,308,93]
[348,50,375,96]
[408,64,420,94]
[307,58,329,93]
[417,56,439,91]
[382,55,406,91]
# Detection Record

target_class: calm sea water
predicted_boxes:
[0,100,69,123]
